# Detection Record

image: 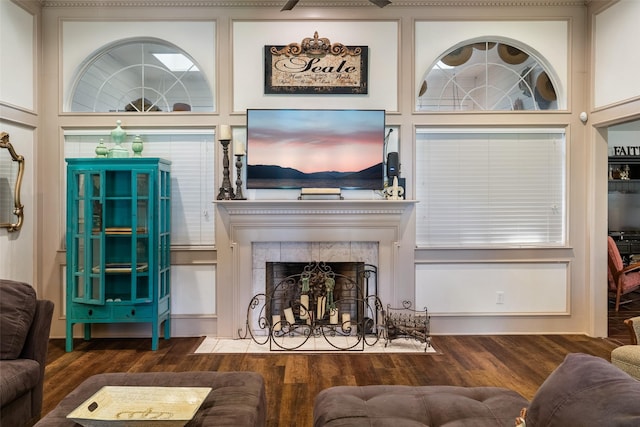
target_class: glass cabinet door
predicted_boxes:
[69,170,105,305]
[132,170,152,302]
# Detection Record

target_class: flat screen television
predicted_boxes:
[246,109,386,190]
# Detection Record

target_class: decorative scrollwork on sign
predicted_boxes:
[271,31,362,58]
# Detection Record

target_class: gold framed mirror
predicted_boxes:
[0,132,24,232]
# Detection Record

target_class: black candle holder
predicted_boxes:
[234,154,246,200]
[216,139,235,200]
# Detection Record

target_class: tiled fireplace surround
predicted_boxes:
[215,200,416,338]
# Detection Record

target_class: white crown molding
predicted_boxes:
[40,0,587,8]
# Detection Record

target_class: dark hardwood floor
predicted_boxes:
[608,289,640,345]
[40,297,638,427]
[43,334,618,427]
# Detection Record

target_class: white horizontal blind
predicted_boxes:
[64,130,215,246]
[415,129,566,247]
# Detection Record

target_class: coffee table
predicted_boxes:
[34,372,266,427]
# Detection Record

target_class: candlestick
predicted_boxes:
[233,154,246,200]
[216,138,235,200]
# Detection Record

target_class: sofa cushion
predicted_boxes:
[525,353,640,427]
[313,385,528,427]
[0,359,41,406]
[0,280,37,360]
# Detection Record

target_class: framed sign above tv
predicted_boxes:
[246,109,385,190]
[265,32,368,95]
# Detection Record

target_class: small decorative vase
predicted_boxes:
[132,135,144,157]
[95,139,108,158]
[108,120,129,158]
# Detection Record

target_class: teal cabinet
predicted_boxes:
[65,158,171,351]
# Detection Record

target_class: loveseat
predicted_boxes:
[313,353,640,427]
[0,279,54,427]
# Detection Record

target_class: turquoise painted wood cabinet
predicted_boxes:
[65,158,171,351]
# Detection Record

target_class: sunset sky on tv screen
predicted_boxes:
[247,110,384,174]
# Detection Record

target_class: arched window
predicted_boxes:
[417,40,558,111]
[68,38,213,113]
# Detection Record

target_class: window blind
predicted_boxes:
[64,130,215,246]
[415,129,566,247]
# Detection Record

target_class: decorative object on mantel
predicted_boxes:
[95,139,108,158]
[265,31,368,94]
[240,261,384,351]
[131,134,144,157]
[384,176,404,200]
[216,125,235,200]
[298,188,343,200]
[108,120,129,158]
[233,139,246,200]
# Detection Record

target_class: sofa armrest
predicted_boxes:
[20,300,54,365]
[624,316,640,345]
[19,299,54,421]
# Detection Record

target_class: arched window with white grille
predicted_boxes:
[67,38,213,113]
[417,40,559,111]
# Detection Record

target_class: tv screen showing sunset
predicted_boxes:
[246,109,385,189]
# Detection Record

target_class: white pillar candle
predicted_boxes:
[219,125,232,141]
[272,314,281,331]
[342,313,351,330]
[284,307,295,325]
[317,295,326,320]
[330,308,339,325]
[234,139,246,156]
[300,295,309,319]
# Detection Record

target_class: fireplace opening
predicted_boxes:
[266,261,378,333]
[243,260,382,350]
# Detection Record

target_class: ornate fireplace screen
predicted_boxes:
[0,132,24,232]
[243,261,383,351]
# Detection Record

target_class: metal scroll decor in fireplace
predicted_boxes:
[243,261,384,351]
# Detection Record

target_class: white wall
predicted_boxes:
[0,122,35,284]
[0,1,37,286]
[232,20,398,112]
[33,1,616,340]
[594,0,640,108]
[0,1,34,111]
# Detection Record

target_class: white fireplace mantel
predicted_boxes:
[213,199,417,338]
[215,199,415,218]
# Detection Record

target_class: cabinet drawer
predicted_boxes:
[71,304,110,320]
[113,304,152,319]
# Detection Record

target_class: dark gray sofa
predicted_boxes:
[0,279,54,427]
[314,353,640,427]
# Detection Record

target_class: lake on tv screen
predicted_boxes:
[248,177,381,189]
